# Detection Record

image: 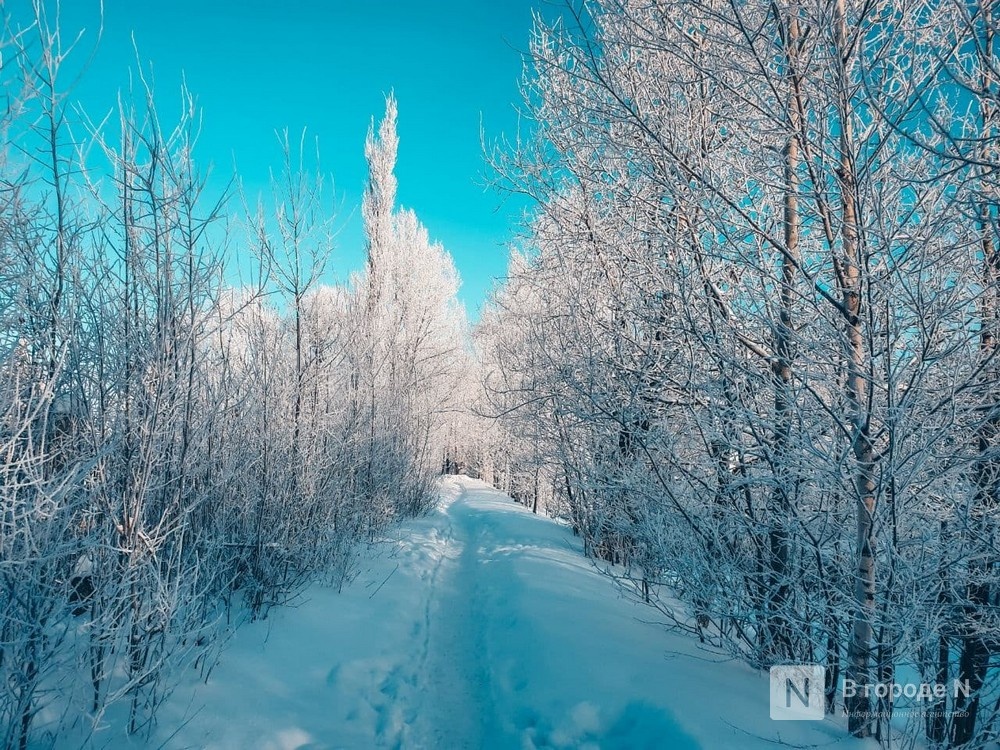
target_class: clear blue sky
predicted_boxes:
[18,0,542,317]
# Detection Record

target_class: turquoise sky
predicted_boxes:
[16,0,541,318]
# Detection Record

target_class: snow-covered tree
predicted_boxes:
[356,95,470,524]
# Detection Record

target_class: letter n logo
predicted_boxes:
[770,665,825,720]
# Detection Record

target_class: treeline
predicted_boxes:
[0,8,466,748]
[476,0,999,747]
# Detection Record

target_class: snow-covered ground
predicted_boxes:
[97,476,869,749]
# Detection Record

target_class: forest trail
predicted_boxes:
[120,476,867,750]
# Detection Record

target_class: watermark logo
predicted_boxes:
[770,664,825,721]
[769,665,972,722]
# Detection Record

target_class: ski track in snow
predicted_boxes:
[84,476,874,750]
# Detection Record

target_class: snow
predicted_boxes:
[92,476,873,749]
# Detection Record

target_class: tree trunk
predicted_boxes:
[766,0,802,663]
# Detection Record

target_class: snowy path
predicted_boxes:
[416,491,502,748]
[112,476,867,750]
